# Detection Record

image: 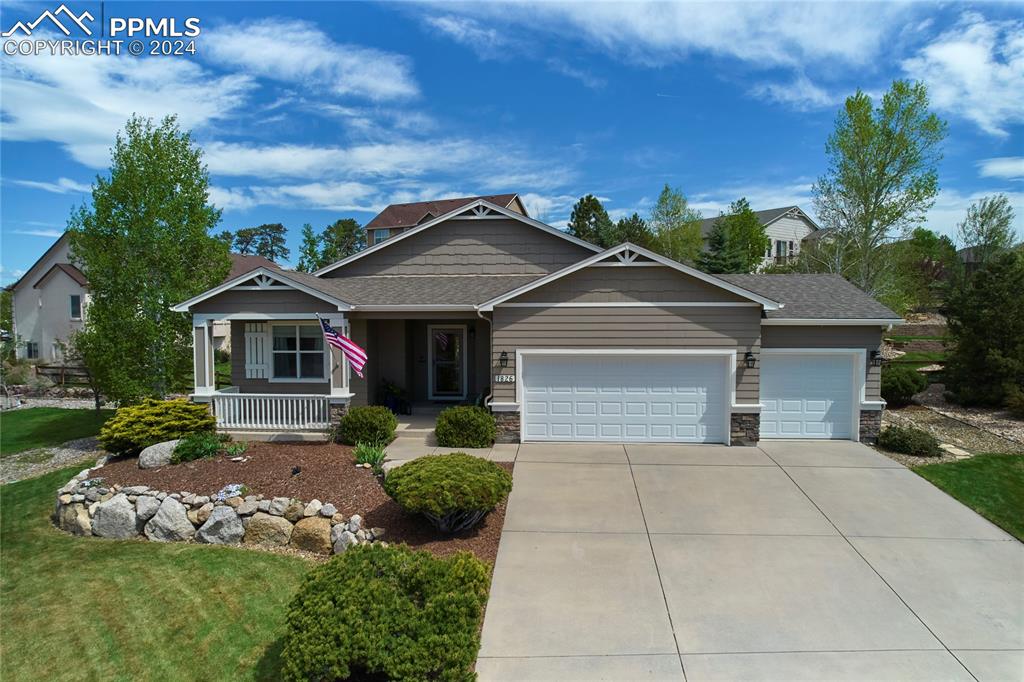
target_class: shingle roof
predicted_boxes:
[34,262,87,288]
[365,194,520,230]
[718,274,900,320]
[226,254,281,280]
[698,206,815,238]
[304,274,543,306]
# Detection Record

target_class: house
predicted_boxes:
[173,197,901,445]
[364,194,527,245]
[699,206,821,268]
[8,233,272,363]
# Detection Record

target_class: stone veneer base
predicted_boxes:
[729,413,760,446]
[859,409,883,444]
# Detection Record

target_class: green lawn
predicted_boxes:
[893,350,947,364]
[0,466,311,680]
[1,408,115,457]
[915,454,1024,541]
[885,334,947,343]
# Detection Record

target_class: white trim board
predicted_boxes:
[314,199,601,276]
[478,243,783,311]
[171,267,352,313]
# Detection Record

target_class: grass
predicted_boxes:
[886,334,947,343]
[1,408,114,457]
[893,350,947,364]
[0,466,311,680]
[915,454,1024,541]
[216,359,232,389]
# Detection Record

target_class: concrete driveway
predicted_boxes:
[477,441,1024,682]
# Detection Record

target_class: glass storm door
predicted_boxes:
[429,326,466,400]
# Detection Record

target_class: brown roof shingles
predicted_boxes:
[33,262,87,288]
[365,194,519,230]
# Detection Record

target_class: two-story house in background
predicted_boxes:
[699,206,822,269]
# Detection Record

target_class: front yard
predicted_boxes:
[1,407,114,457]
[915,453,1024,541]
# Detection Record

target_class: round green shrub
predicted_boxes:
[332,405,397,446]
[280,545,489,682]
[435,406,496,448]
[881,364,928,407]
[171,431,224,464]
[383,453,512,533]
[99,398,215,455]
[878,425,942,457]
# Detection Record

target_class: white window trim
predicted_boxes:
[69,294,82,320]
[759,348,867,441]
[372,229,389,244]
[427,324,468,401]
[268,322,329,383]
[514,348,737,445]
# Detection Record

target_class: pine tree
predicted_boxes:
[609,213,653,248]
[698,219,745,273]
[320,218,365,265]
[567,194,614,246]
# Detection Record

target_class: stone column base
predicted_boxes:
[494,412,521,443]
[329,402,349,438]
[859,409,882,444]
[730,413,760,446]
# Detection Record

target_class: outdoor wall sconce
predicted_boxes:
[499,351,509,368]
[870,350,883,367]
[744,351,756,368]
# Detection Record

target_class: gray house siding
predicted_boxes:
[323,218,595,277]
[228,321,330,395]
[491,306,761,404]
[510,266,751,304]
[761,325,883,400]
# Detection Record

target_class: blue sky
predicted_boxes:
[2,1,1022,283]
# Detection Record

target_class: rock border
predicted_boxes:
[52,458,384,556]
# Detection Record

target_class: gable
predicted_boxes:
[765,214,816,243]
[172,267,351,313]
[508,265,751,304]
[323,216,596,278]
[10,233,72,292]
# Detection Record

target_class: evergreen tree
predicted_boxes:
[648,184,703,264]
[320,218,365,265]
[253,223,290,261]
[609,213,654,248]
[68,114,230,402]
[567,194,614,246]
[296,223,322,272]
[232,227,258,255]
[697,218,745,273]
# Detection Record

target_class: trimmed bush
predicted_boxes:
[332,405,397,446]
[383,453,512,533]
[281,545,489,682]
[171,431,224,464]
[99,398,215,455]
[878,425,942,457]
[881,364,928,407]
[435,406,496,448]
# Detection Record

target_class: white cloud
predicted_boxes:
[902,13,1024,137]
[750,75,844,112]
[203,19,418,101]
[422,15,512,60]
[11,177,91,194]
[978,157,1024,181]
[545,58,606,90]
[925,187,1024,243]
[12,229,63,238]
[689,182,816,219]
[518,193,578,225]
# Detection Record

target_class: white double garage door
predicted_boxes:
[521,352,857,443]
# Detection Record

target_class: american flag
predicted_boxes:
[318,315,367,378]
[434,331,448,351]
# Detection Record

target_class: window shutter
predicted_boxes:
[244,322,269,379]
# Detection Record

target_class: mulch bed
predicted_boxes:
[96,441,512,564]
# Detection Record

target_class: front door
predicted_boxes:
[428,325,467,400]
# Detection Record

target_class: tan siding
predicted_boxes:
[229,320,329,395]
[193,289,331,314]
[348,319,369,405]
[761,326,883,400]
[510,266,749,303]
[194,326,208,388]
[491,307,761,403]
[326,217,594,277]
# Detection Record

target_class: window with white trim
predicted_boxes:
[271,324,325,380]
[69,294,82,320]
[372,229,389,245]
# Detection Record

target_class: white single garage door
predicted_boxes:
[521,354,728,443]
[760,353,855,439]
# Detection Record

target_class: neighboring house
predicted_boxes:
[364,194,527,245]
[8,234,273,362]
[699,206,821,269]
[8,233,88,362]
[173,197,900,446]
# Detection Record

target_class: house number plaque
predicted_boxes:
[494,374,515,384]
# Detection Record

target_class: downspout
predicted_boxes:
[476,308,493,409]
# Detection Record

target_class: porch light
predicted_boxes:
[499,351,509,368]
[744,352,756,369]
[870,350,883,367]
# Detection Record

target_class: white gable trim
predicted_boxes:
[170,267,352,313]
[477,243,783,311]
[313,199,602,276]
[762,206,822,233]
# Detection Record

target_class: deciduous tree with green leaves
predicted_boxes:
[812,80,946,296]
[888,227,958,312]
[698,198,771,273]
[68,114,230,403]
[957,194,1016,268]
[296,223,322,272]
[567,194,614,246]
[648,184,704,264]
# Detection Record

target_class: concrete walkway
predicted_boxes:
[477,441,1024,681]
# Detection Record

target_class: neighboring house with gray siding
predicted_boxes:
[700,206,821,269]
[173,197,901,446]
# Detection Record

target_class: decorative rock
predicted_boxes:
[183,493,197,506]
[156,492,167,501]
[303,499,322,517]
[331,512,345,525]
[169,493,181,501]
[244,512,293,547]
[196,502,215,525]
[236,498,259,516]
[71,494,85,502]
[320,503,337,518]
[268,497,290,516]
[196,506,244,545]
[194,496,210,506]
[347,514,363,533]
[85,490,99,503]
[225,496,243,509]
[59,494,72,504]
[370,527,385,541]
[355,529,367,541]
[127,495,138,503]
[138,440,179,469]
[92,494,138,539]
[145,497,195,542]
[56,502,91,536]
[333,529,358,554]
[99,493,113,502]
[290,516,332,554]
[89,501,100,516]
[135,495,160,522]
[257,500,271,513]
[123,485,149,495]
[187,509,201,526]
[283,499,305,523]
[331,523,347,545]
[59,480,77,495]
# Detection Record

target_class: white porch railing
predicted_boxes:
[212,393,331,431]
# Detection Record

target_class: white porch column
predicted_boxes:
[193,316,215,396]
[327,314,350,397]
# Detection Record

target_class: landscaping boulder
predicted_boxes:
[138,440,179,469]
[303,499,322,517]
[244,512,293,547]
[332,528,358,554]
[135,495,160,523]
[290,516,332,554]
[284,499,305,523]
[56,502,91,536]
[320,503,337,518]
[92,493,138,539]
[236,497,259,516]
[196,502,215,525]
[196,506,244,545]
[144,497,195,542]
[268,497,290,516]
